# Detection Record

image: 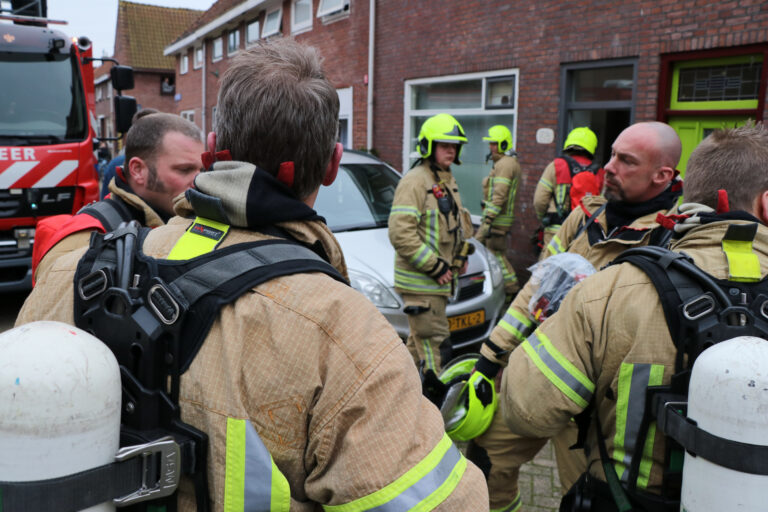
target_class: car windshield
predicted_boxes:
[0,51,88,142]
[315,162,399,232]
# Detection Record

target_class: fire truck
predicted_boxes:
[0,0,134,292]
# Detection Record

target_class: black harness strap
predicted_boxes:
[573,202,607,243]
[79,196,138,231]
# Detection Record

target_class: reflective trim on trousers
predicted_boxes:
[522,330,594,408]
[490,491,521,512]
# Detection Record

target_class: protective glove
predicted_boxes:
[420,366,448,407]
[467,370,496,407]
[426,258,450,280]
[473,355,501,380]
[474,221,491,244]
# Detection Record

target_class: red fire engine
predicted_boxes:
[0,0,134,291]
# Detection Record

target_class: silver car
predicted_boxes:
[315,150,506,351]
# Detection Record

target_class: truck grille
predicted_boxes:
[0,190,23,217]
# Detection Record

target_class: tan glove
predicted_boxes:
[474,222,491,244]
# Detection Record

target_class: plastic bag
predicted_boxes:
[527,253,596,322]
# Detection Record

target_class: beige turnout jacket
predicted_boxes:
[501,219,768,494]
[16,163,488,511]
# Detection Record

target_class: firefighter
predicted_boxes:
[501,123,768,512]
[533,127,604,257]
[32,113,202,283]
[16,39,488,510]
[475,125,521,301]
[388,113,474,375]
[469,122,682,511]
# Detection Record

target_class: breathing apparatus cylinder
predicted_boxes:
[681,336,768,511]
[0,321,121,512]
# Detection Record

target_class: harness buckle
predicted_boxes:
[761,299,768,321]
[77,269,108,301]
[148,283,180,325]
[682,294,715,320]
[113,436,181,506]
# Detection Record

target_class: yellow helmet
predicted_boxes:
[483,125,513,153]
[438,354,498,441]
[417,113,467,165]
[563,127,598,156]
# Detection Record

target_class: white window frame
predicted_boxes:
[212,105,218,130]
[262,7,282,38]
[212,37,223,62]
[246,20,260,46]
[291,0,312,33]
[227,29,240,56]
[96,86,102,101]
[107,82,112,99]
[402,68,519,170]
[181,109,196,125]
[317,0,349,18]
[193,46,203,69]
[180,53,189,74]
[336,87,353,149]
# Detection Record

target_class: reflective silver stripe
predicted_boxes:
[243,420,274,508]
[366,443,463,512]
[618,364,652,480]
[526,331,593,406]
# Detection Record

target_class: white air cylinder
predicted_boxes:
[681,336,768,511]
[0,321,121,512]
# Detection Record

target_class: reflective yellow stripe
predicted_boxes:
[498,308,533,344]
[224,418,291,511]
[224,418,247,511]
[322,434,466,511]
[522,330,594,408]
[490,491,521,512]
[547,235,565,256]
[167,216,230,260]
[721,224,761,282]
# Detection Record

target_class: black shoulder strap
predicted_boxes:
[561,154,600,176]
[79,196,139,231]
[573,202,607,242]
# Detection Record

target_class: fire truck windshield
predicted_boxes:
[0,52,88,143]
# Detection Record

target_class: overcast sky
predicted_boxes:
[46,0,215,61]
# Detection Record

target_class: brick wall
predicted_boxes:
[374,0,768,272]
[171,0,370,146]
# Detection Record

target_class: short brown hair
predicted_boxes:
[215,38,339,199]
[124,113,201,165]
[684,122,768,211]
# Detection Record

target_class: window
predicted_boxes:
[246,20,260,45]
[181,110,196,125]
[560,59,637,166]
[317,0,349,18]
[671,55,762,110]
[212,37,223,62]
[96,85,102,101]
[160,75,175,95]
[194,46,203,69]
[227,29,240,55]
[180,53,189,74]
[107,82,112,99]
[337,87,352,148]
[404,69,519,215]
[262,7,282,38]
[212,105,218,130]
[292,0,312,32]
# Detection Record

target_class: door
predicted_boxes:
[668,116,751,178]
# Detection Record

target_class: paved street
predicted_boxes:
[519,440,562,511]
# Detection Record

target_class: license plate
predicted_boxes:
[448,309,485,331]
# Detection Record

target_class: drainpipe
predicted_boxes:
[366,0,375,151]
[201,42,207,135]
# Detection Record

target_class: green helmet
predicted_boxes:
[483,125,513,153]
[417,113,467,165]
[563,127,598,156]
[438,353,498,441]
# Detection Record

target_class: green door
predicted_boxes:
[669,116,751,178]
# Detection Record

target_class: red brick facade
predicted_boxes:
[166,0,768,272]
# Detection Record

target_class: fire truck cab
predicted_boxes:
[0,1,134,292]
